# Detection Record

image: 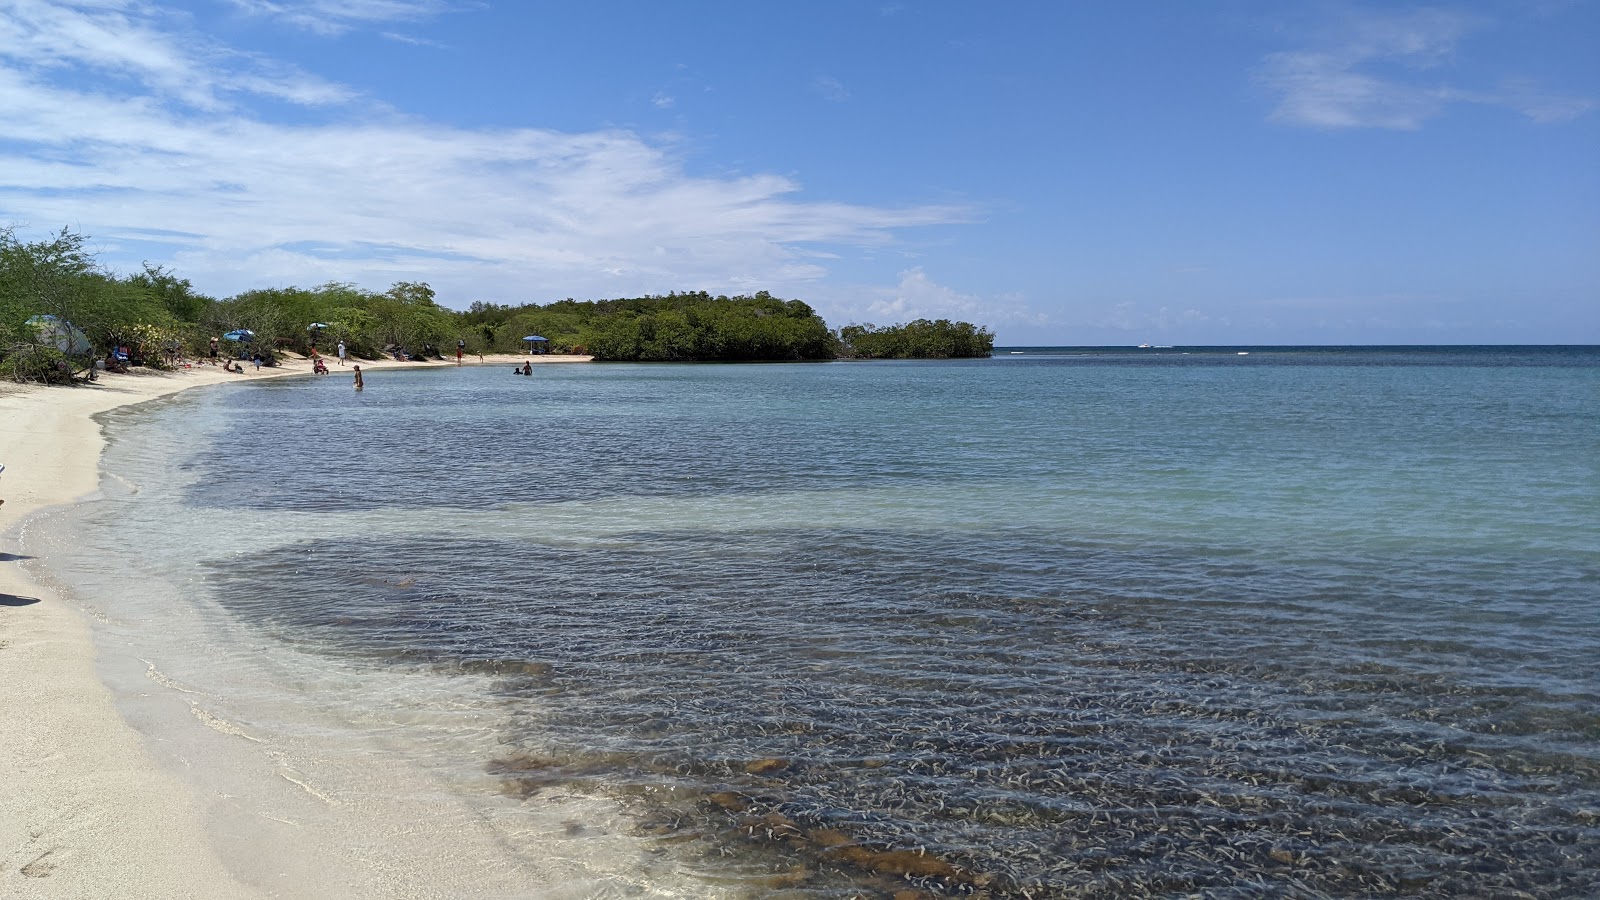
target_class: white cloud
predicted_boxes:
[1257,7,1594,129]
[813,75,850,102]
[379,30,448,48]
[867,268,981,320]
[0,3,972,303]
[222,0,461,35]
[1487,77,1598,123]
[1259,50,1449,130]
[0,0,353,109]
[816,268,1045,332]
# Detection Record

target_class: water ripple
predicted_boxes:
[207,529,1600,897]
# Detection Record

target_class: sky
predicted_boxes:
[1,1,1596,345]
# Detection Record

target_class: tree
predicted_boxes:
[127,263,210,322]
[834,319,992,359]
[0,227,175,378]
[387,281,437,307]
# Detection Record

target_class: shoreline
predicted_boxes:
[0,352,590,897]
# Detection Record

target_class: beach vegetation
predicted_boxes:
[1,227,192,380]
[128,264,210,323]
[0,225,994,377]
[835,319,995,359]
[0,344,77,384]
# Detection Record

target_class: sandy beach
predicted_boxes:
[0,352,589,898]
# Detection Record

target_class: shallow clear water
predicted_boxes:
[48,347,1600,896]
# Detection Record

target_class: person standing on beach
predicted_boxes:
[208,336,219,363]
[456,338,465,365]
[353,365,363,391]
[337,340,347,366]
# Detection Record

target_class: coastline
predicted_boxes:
[0,352,589,897]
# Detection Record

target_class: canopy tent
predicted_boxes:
[521,335,549,355]
[222,329,255,342]
[24,315,91,355]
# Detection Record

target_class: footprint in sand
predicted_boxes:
[20,848,56,878]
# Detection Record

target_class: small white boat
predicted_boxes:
[1237,351,1249,356]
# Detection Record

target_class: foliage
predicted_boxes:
[0,343,79,384]
[0,226,177,378]
[127,263,211,322]
[0,225,995,376]
[456,291,840,360]
[835,319,995,359]
[576,291,838,361]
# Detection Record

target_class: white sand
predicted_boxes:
[0,353,598,898]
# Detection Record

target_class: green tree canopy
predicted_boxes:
[1,225,995,380]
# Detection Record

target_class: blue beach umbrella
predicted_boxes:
[223,329,255,342]
[307,322,329,331]
[521,335,548,355]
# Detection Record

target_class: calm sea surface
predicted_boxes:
[51,346,1600,896]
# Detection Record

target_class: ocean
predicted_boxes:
[30,346,1600,897]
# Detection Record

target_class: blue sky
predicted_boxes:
[1,1,1595,344]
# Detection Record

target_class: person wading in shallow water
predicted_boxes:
[353,365,363,391]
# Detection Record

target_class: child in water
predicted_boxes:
[353,365,363,391]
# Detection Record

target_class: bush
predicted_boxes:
[1,343,83,384]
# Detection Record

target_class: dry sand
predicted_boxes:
[0,352,589,898]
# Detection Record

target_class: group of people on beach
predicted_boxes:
[196,334,542,392]
[219,352,265,374]
[205,337,349,368]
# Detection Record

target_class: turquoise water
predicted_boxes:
[59,347,1600,896]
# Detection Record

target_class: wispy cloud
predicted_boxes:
[818,268,1042,332]
[0,0,353,110]
[813,75,850,102]
[379,30,448,48]
[222,0,462,36]
[0,2,973,302]
[1085,301,1215,335]
[1257,6,1594,129]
